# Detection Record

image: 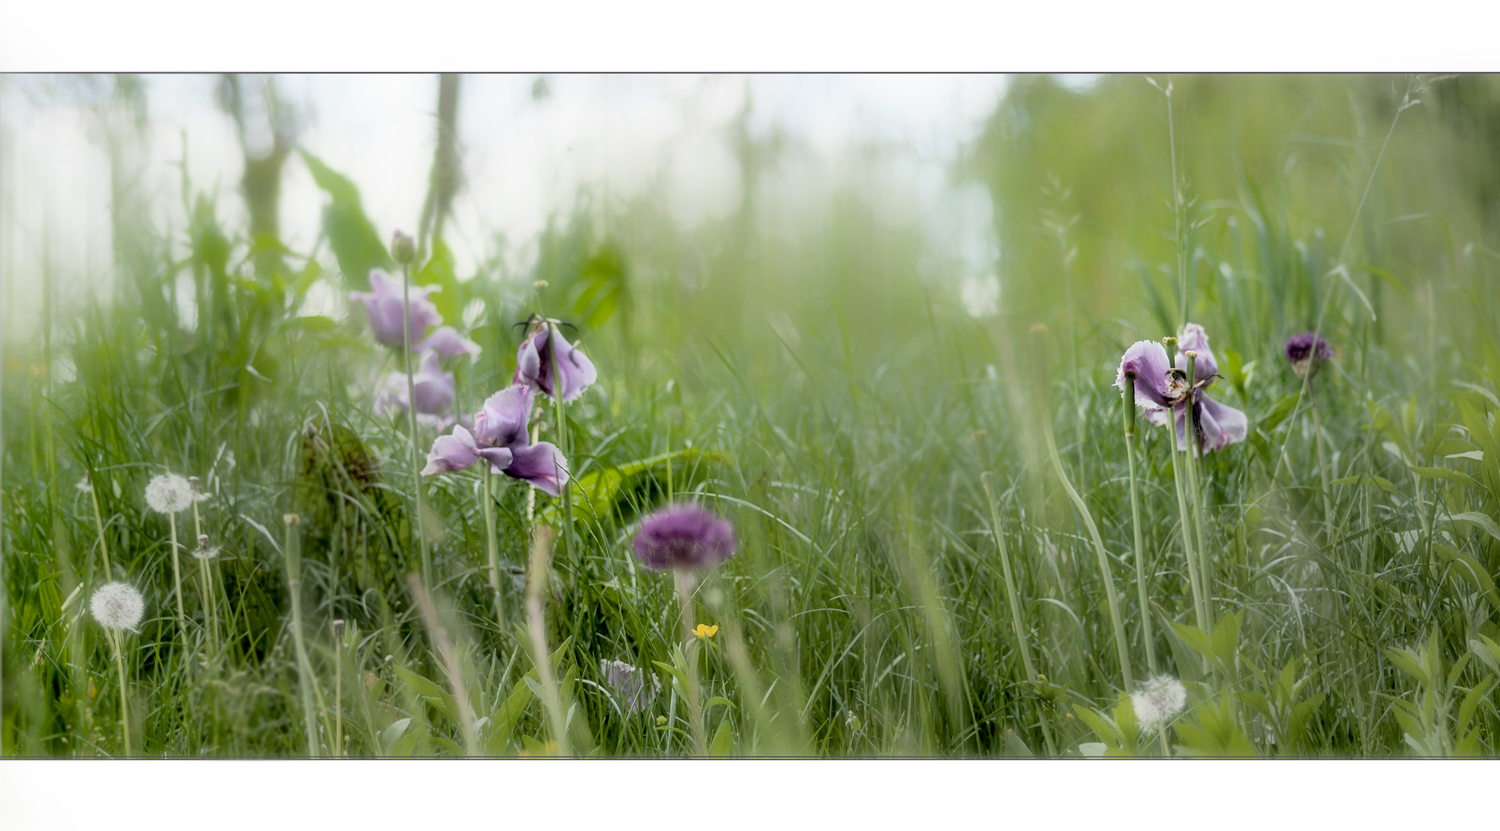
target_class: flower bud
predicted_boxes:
[391,231,416,265]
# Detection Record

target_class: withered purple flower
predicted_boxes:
[632,504,737,572]
[1117,324,1247,454]
[514,319,597,402]
[421,383,569,496]
[1284,331,1334,377]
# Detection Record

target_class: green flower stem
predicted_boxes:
[1043,421,1134,691]
[674,569,707,757]
[548,324,575,564]
[88,481,112,581]
[525,526,570,756]
[112,629,131,756]
[482,470,505,631]
[1182,353,1214,626]
[168,515,186,632]
[1122,377,1158,675]
[283,515,320,756]
[401,261,433,590]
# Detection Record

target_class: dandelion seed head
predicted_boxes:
[144,473,194,514]
[1131,675,1187,728]
[90,582,145,632]
[192,534,221,561]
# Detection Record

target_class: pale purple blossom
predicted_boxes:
[421,384,569,496]
[375,351,455,418]
[631,504,738,572]
[1117,324,1247,453]
[350,270,481,358]
[514,320,597,402]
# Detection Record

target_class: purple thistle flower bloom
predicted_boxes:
[350,270,481,357]
[600,659,658,714]
[1118,324,1247,454]
[375,351,455,418]
[421,383,569,496]
[1284,331,1334,377]
[514,321,597,402]
[631,503,738,572]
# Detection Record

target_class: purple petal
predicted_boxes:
[1174,323,1219,385]
[418,326,482,359]
[1116,340,1175,408]
[410,351,456,415]
[553,332,598,402]
[631,503,738,572]
[352,269,443,349]
[1197,394,1247,451]
[513,325,597,401]
[504,442,568,496]
[473,384,534,450]
[477,446,515,474]
[513,331,547,393]
[421,425,481,475]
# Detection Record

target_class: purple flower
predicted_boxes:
[350,270,481,358]
[375,351,455,418]
[631,503,737,572]
[1284,331,1334,377]
[514,321,597,402]
[421,384,569,496]
[1117,324,1247,454]
[600,659,658,714]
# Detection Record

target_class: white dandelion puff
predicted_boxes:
[144,473,194,514]
[1131,675,1187,728]
[90,582,145,632]
[188,476,212,503]
[76,475,94,494]
[191,534,222,561]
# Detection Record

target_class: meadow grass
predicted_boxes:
[3,73,1499,757]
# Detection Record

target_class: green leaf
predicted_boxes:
[379,717,412,755]
[1210,610,1242,674]
[1456,677,1494,735]
[1432,544,1500,612]
[1408,466,1479,488]
[542,448,732,526]
[1171,622,1212,659]
[1447,511,1500,543]
[1331,474,1399,495]
[395,664,457,722]
[1077,741,1108,758]
[1385,648,1429,686]
[1003,730,1035,757]
[709,719,733,758]
[571,240,629,328]
[1071,705,1120,747]
[414,238,464,324]
[1469,634,1500,676]
[704,696,736,711]
[300,150,392,288]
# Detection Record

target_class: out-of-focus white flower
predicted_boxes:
[1131,675,1187,728]
[76,475,94,494]
[960,274,1000,319]
[144,473,194,515]
[192,534,221,561]
[91,582,145,632]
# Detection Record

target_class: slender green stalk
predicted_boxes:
[1121,377,1158,675]
[482,471,505,630]
[407,574,480,756]
[111,629,131,756]
[332,619,344,757]
[190,492,217,644]
[283,514,320,756]
[167,514,186,632]
[525,526,570,756]
[400,260,433,589]
[1182,353,1214,625]
[1043,421,1134,691]
[1310,388,1335,528]
[548,323,575,563]
[87,477,112,580]
[674,569,707,756]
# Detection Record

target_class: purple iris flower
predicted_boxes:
[375,351,455,418]
[421,383,569,496]
[1284,331,1334,377]
[351,269,481,358]
[513,320,597,402]
[1116,323,1247,453]
[631,503,738,572]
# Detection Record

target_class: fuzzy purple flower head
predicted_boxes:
[350,269,481,358]
[514,319,597,402]
[1284,331,1334,377]
[421,384,569,496]
[631,504,737,572]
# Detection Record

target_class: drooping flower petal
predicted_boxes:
[1157,395,1248,453]
[418,325,482,359]
[1174,322,1219,385]
[473,384,535,450]
[350,269,443,350]
[504,441,568,496]
[421,425,483,475]
[1115,340,1179,409]
[513,325,597,402]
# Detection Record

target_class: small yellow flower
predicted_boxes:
[693,623,719,639]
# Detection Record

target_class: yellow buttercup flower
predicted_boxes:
[693,623,719,639]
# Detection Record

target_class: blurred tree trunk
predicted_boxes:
[218,74,299,279]
[417,73,463,258]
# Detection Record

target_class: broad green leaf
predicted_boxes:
[709,719,733,758]
[1447,512,1500,543]
[1077,741,1108,758]
[1171,622,1212,659]
[1071,705,1119,747]
[1385,649,1428,686]
[395,664,457,722]
[300,150,392,288]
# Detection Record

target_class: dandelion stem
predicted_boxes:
[675,569,706,757]
[168,515,186,632]
[283,515,320,756]
[525,526,570,756]
[1043,421,1134,691]
[1121,378,1158,675]
[112,629,131,756]
[400,260,433,590]
[88,481,112,581]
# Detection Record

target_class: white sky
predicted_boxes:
[1,74,1014,337]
